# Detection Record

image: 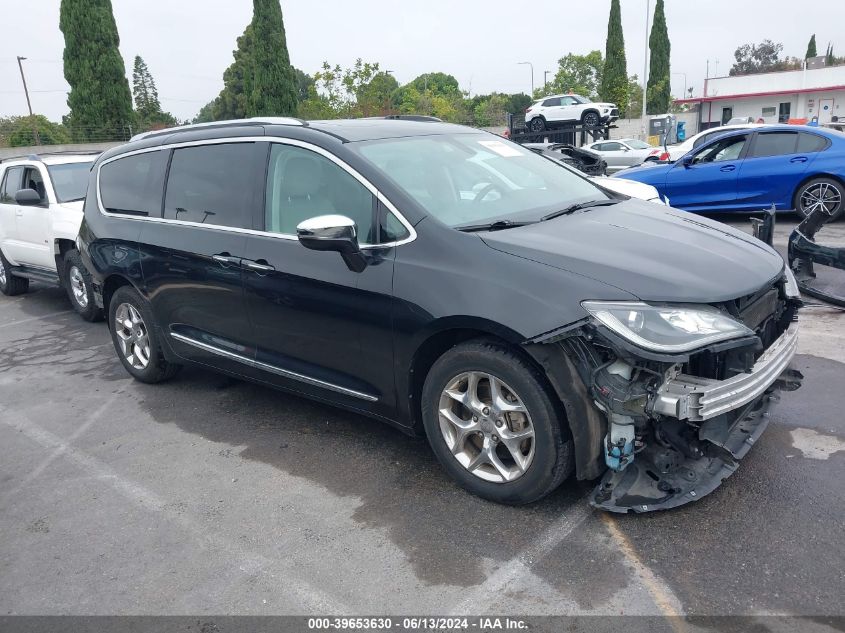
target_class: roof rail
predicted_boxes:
[0,150,102,164]
[129,117,308,142]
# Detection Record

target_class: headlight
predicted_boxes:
[581,301,754,353]
[783,265,800,299]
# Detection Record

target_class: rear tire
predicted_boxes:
[63,249,103,322]
[0,249,29,296]
[794,177,844,221]
[529,117,546,132]
[108,285,180,383]
[421,339,573,505]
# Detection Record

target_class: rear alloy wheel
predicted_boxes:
[529,117,546,132]
[796,177,843,220]
[63,249,103,321]
[421,340,573,505]
[108,285,180,383]
[0,249,29,296]
[582,111,600,127]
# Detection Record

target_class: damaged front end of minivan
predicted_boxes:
[525,271,803,513]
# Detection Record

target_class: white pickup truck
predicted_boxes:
[0,152,102,321]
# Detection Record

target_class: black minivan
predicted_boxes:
[80,117,802,513]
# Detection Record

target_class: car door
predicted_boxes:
[664,133,749,210]
[735,131,819,210]
[241,140,402,414]
[137,141,263,376]
[558,96,579,122]
[595,141,628,172]
[0,166,24,263]
[12,165,54,269]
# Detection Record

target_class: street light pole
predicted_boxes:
[641,0,651,138]
[673,72,687,99]
[544,70,551,92]
[16,56,40,146]
[518,62,534,97]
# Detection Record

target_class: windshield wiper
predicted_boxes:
[540,199,620,222]
[456,220,535,233]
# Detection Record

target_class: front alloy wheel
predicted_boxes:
[438,371,535,483]
[114,302,151,370]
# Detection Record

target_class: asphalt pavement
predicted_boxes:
[0,215,842,622]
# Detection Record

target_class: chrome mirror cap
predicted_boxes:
[296,214,357,239]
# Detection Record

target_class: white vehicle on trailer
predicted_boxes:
[525,94,619,132]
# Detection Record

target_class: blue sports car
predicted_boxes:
[614,125,844,218]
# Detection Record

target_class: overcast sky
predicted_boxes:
[1,0,842,122]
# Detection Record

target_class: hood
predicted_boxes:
[57,200,84,213]
[481,199,784,303]
[592,176,662,203]
[611,162,672,185]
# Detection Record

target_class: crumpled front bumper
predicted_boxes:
[591,324,802,513]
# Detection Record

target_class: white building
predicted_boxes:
[679,64,845,130]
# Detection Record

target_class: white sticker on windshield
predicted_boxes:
[478,140,523,157]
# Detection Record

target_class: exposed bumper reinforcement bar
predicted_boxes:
[652,324,799,422]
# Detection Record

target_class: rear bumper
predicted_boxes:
[651,324,799,422]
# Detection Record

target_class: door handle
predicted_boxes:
[212,253,241,266]
[719,165,736,172]
[790,156,808,163]
[242,259,275,273]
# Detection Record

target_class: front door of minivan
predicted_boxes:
[140,141,264,376]
[241,141,398,414]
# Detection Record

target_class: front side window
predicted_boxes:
[22,167,46,203]
[47,162,93,203]
[560,96,578,106]
[0,166,23,204]
[602,142,624,151]
[692,135,747,164]
[100,151,167,216]
[265,144,380,243]
[164,143,258,228]
[749,132,798,158]
[353,133,606,228]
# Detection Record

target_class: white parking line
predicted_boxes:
[447,503,592,615]
[0,412,352,614]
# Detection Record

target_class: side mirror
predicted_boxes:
[681,154,694,168]
[15,188,43,206]
[296,214,367,273]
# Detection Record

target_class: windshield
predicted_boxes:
[353,134,606,227]
[46,162,93,202]
[626,139,651,149]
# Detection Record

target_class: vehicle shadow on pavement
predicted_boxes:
[136,364,610,592]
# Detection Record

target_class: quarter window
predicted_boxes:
[164,143,258,228]
[100,151,168,216]
[797,133,828,153]
[264,144,379,243]
[749,132,798,158]
[0,167,23,203]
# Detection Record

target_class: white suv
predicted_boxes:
[0,152,102,320]
[525,94,619,132]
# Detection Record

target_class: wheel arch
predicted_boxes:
[581,108,601,122]
[792,172,845,210]
[53,238,77,284]
[101,273,137,321]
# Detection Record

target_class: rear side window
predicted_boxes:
[542,98,561,107]
[797,133,829,153]
[99,151,167,216]
[164,143,258,228]
[749,132,798,158]
[0,166,24,203]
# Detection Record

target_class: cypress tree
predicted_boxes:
[59,0,133,141]
[646,0,671,114]
[600,0,628,114]
[806,34,817,59]
[214,25,255,120]
[248,0,298,117]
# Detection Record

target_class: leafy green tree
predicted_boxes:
[626,75,643,118]
[827,43,836,66]
[132,55,160,118]
[357,71,399,116]
[730,40,784,76]
[600,0,628,112]
[9,115,71,147]
[549,51,604,99]
[193,100,218,124]
[473,94,509,127]
[646,0,671,114]
[806,34,817,59]
[294,67,315,102]
[248,0,298,117]
[408,72,461,96]
[59,0,134,141]
[214,24,254,120]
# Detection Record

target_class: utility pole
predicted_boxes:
[16,56,40,146]
[544,70,551,92]
[518,61,534,97]
[641,0,651,138]
[673,72,687,99]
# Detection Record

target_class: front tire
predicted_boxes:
[0,249,29,296]
[795,177,843,220]
[421,339,573,505]
[581,111,600,127]
[63,250,103,322]
[108,285,180,383]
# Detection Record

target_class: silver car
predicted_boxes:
[583,138,662,174]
